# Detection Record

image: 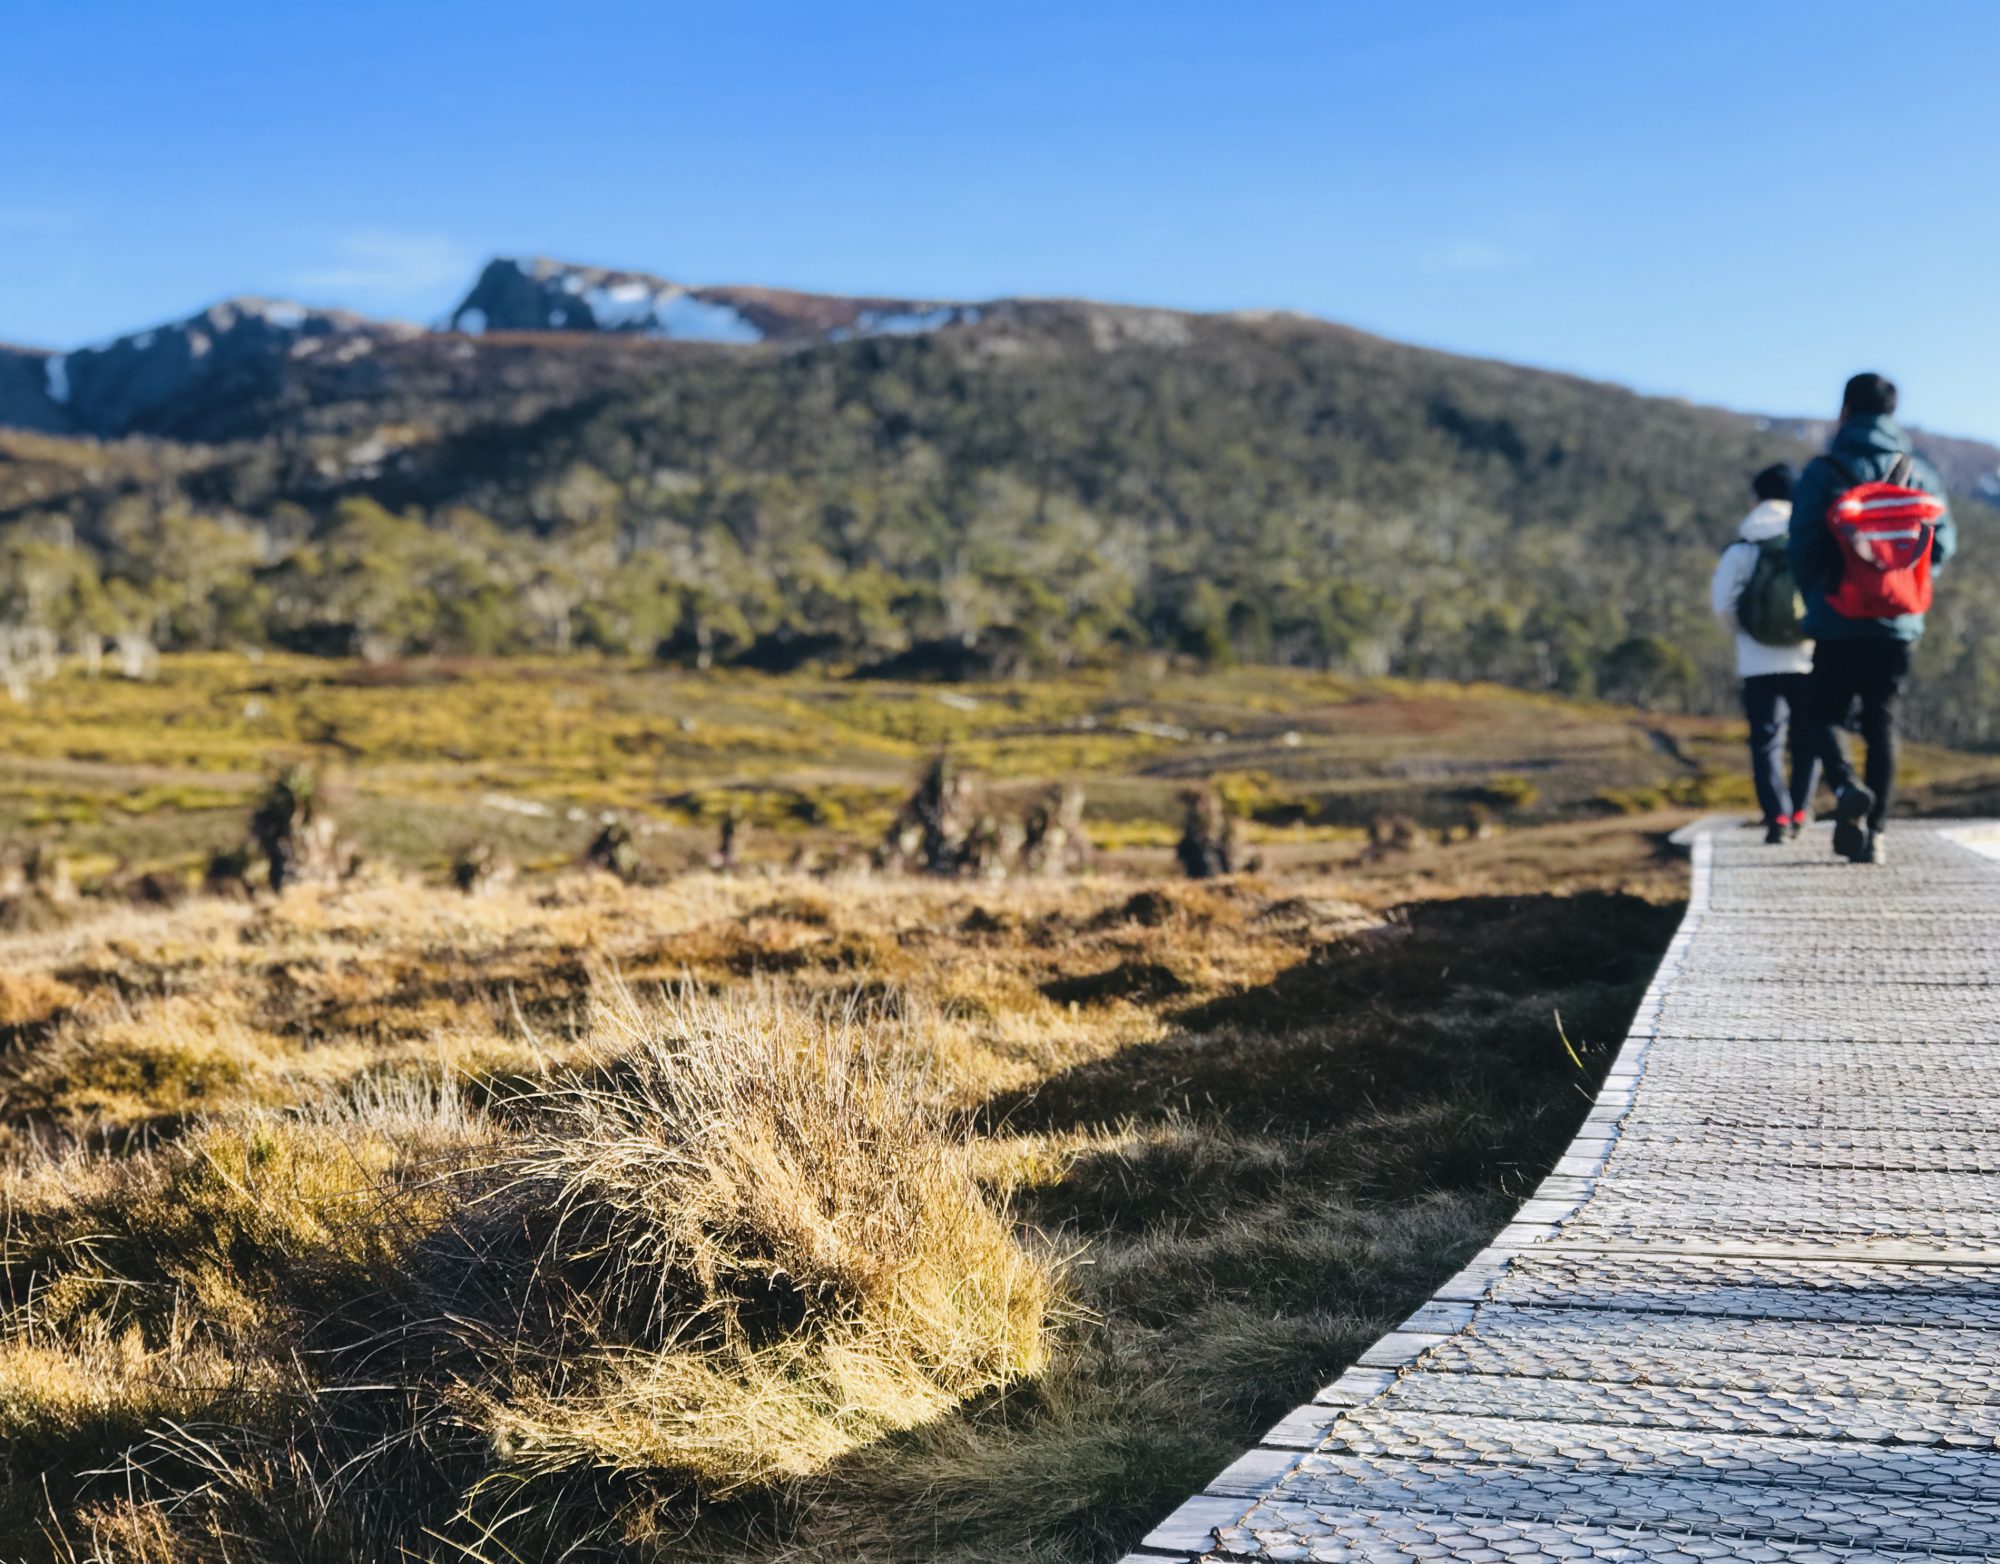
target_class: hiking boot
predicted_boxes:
[1787,810,1811,841]
[1764,819,1787,845]
[1833,784,1875,862]
[1862,829,1888,865]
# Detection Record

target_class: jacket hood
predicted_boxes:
[1830,414,1912,460]
[1737,498,1792,541]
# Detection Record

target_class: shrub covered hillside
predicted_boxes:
[6,299,1999,742]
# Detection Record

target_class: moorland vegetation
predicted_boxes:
[0,652,1731,1560]
[0,806,1683,1561]
[0,653,1873,882]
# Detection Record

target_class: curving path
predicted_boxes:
[1131,822,2000,1563]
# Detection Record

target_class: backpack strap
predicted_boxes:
[1813,455,1854,592]
[1822,449,1916,487]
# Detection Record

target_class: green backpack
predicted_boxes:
[1735,536,1806,646]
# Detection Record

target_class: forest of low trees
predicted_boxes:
[5,309,1999,742]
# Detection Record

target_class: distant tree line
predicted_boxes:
[3,318,1996,742]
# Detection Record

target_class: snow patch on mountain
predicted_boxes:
[205,297,315,332]
[452,258,993,347]
[829,304,980,342]
[510,273,763,341]
[863,305,973,335]
[648,292,763,343]
[583,281,658,328]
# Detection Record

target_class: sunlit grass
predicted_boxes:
[0,655,1755,1559]
[0,648,1869,888]
[0,838,1687,1560]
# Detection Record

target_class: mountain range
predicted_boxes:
[3,255,1998,746]
[8,258,1998,495]
[0,258,1001,442]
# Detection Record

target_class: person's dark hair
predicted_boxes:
[1842,372,1898,418]
[1752,462,1795,502]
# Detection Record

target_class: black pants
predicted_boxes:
[1741,673,1820,824]
[1807,638,1912,833]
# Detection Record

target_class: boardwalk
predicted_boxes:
[1133,823,2000,1563]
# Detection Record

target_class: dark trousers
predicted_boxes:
[1742,673,1820,824]
[1807,638,1912,832]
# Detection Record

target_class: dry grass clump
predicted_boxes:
[246,766,355,892]
[5,992,334,1134]
[878,758,1094,879]
[0,972,81,1032]
[4,1080,492,1343]
[2,1080,490,1550]
[445,989,1050,1508]
[4,987,1052,1559]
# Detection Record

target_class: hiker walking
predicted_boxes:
[1788,373,1957,865]
[1711,463,1818,843]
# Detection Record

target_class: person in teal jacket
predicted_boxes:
[1787,372,1958,865]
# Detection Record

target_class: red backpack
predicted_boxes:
[1821,452,1945,619]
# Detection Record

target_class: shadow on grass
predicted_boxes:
[664,891,1683,1563]
[990,891,1679,1144]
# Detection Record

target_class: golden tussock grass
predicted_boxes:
[448,988,1051,1503]
[2,890,1078,1558]
[3,820,1683,1561]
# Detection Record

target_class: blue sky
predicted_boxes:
[7,0,2000,435]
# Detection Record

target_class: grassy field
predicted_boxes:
[0,654,1982,1561]
[12,648,1978,885]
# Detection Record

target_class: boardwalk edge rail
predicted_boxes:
[1119,835,1718,1564]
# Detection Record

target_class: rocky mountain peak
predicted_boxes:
[445,255,986,345]
[448,257,765,342]
[0,295,413,439]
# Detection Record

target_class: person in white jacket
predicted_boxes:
[1710,463,1819,842]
